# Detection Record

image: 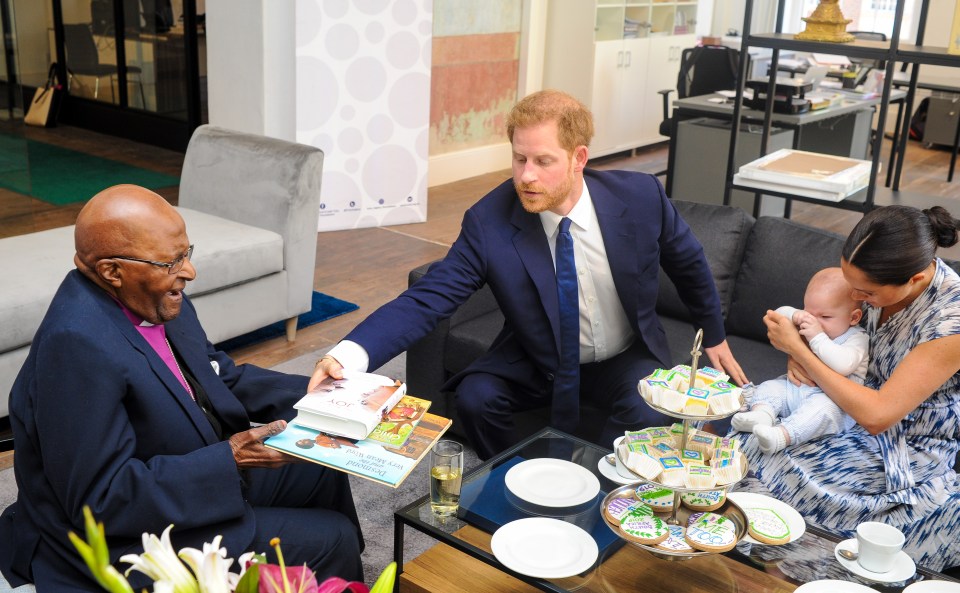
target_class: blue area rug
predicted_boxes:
[215,291,358,352]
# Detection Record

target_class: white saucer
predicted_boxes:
[727,491,806,544]
[504,459,601,508]
[904,580,960,593]
[597,456,640,485]
[834,538,916,583]
[491,517,599,579]
[795,580,876,592]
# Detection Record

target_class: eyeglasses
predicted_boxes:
[110,245,194,274]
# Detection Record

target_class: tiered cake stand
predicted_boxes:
[601,330,751,559]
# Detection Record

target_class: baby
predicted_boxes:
[732,267,868,454]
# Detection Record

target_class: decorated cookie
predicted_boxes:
[685,512,739,552]
[681,490,726,512]
[654,525,695,553]
[620,513,670,545]
[603,497,651,524]
[746,507,792,545]
[635,483,675,512]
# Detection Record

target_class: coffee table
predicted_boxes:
[393,428,958,592]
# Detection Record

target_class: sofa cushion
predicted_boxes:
[0,226,77,354]
[657,201,755,321]
[444,310,504,376]
[0,210,282,355]
[726,217,845,342]
[178,208,284,297]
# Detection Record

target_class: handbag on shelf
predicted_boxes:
[24,63,63,128]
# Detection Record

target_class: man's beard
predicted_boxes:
[515,165,574,214]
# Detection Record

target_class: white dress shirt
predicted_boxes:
[538,180,634,363]
[328,178,634,371]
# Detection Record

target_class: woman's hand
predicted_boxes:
[786,356,816,387]
[764,309,808,356]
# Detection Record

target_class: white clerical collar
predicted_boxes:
[538,178,593,237]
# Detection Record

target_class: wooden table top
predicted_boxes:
[400,524,797,593]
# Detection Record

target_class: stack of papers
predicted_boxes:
[735,149,873,202]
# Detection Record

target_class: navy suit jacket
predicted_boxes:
[346,169,725,392]
[0,271,308,590]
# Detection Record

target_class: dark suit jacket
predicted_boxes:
[346,169,725,393]
[0,271,308,591]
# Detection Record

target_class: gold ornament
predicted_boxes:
[795,0,855,43]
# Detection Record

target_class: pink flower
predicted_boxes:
[257,564,319,593]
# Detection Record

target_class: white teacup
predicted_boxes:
[856,521,905,573]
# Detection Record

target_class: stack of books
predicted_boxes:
[734,149,873,202]
[265,371,451,488]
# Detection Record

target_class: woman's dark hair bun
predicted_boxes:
[923,206,960,249]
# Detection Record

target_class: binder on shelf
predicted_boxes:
[736,149,872,196]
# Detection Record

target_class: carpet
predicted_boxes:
[0,134,180,205]
[215,291,358,352]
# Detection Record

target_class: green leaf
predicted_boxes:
[369,562,396,593]
[235,563,260,593]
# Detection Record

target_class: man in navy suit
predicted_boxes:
[314,90,748,459]
[0,185,362,591]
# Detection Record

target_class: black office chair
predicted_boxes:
[655,45,744,176]
[62,23,145,107]
[849,31,888,70]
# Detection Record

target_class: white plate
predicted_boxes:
[597,456,641,485]
[727,491,806,544]
[794,580,877,592]
[904,580,960,592]
[504,459,601,508]
[491,517,599,579]
[835,538,916,583]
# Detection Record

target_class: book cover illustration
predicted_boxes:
[365,395,431,448]
[265,412,452,488]
[291,371,406,440]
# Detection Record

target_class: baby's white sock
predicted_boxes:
[754,424,789,454]
[730,405,776,432]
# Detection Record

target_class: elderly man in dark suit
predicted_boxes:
[0,185,362,592]
[313,90,748,460]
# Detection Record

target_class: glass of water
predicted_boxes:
[429,440,464,516]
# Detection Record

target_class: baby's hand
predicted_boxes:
[795,311,824,339]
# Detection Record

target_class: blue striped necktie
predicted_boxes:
[554,217,580,432]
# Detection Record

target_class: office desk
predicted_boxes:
[666,90,906,199]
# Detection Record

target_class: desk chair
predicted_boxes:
[656,45,744,177]
[849,31,888,70]
[62,23,145,107]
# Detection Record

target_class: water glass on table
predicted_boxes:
[429,440,464,516]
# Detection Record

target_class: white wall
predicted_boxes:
[206,0,295,140]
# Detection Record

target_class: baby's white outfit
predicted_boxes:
[748,305,869,446]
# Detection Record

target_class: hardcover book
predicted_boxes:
[365,395,432,448]
[737,148,872,195]
[265,412,452,488]
[290,371,406,440]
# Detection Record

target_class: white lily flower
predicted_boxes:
[120,525,199,593]
[179,535,239,593]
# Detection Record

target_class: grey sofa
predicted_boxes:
[403,200,870,442]
[0,125,323,422]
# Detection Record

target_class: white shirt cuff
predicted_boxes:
[326,340,369,373]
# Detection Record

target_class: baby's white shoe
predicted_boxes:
[730,406,776,432]
[753,424,788,454]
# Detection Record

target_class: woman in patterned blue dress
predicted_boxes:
[739,205,960,570]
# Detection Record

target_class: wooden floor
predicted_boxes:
[4,122,960,371]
